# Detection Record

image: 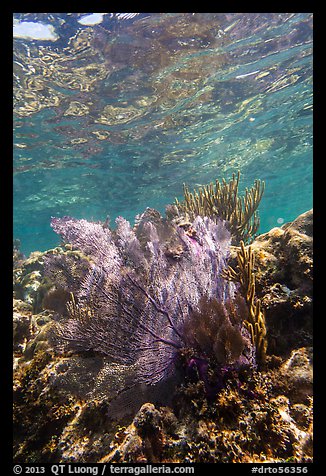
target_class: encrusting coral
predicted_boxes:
[222,240,267,364]
[174,171,265,244]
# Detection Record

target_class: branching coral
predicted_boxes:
[174,171,265,244]
[222,241,267,363]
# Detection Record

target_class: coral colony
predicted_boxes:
[45,173,266,413]
[174,171,265,244]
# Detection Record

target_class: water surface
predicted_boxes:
[13,13,313,255]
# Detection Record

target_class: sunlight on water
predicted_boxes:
[13,13,313,255]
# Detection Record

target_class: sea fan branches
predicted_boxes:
[46,210,257,411]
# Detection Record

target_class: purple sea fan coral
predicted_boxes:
[47,211,256,413]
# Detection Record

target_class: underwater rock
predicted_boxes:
[14,249,56,312]
[19,270,43,307]
[13,345,120,463]
[13,299,33,357]
[101,403,168,463]
[252,209,312,290]
[241,209,312,356]
[13,298,55,365]
[13,239,25,268]
[13,245,91,314]
[278,347,313,404]
[99,360,313,463]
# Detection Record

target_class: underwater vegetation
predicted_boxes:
[13,207,313,463]
[40,172,266,413]
[222,241,267,363]
[12,171,313,463]
[37,171,266,416]
[174,171,265,244]
[45,207,257,413]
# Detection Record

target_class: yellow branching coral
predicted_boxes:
[174,171,265,244]
[222,241,267,363]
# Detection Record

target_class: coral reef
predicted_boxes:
[243,209,312,356]
[13,239,25,268]
[101,351,313,463]
[13,245,91,314]
[174,171,265,244]
[46,211,255,411]
[222,241,267,363]
[13,209,313,463]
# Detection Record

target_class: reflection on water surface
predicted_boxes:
[13,13,313,255]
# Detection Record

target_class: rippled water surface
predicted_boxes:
[13,13,313,255]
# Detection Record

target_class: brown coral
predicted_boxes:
[222,241,267,363]
[174,171,265,244]
[182,295,250,366]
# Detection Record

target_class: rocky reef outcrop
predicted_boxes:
[13,209,313,463]
[251,209,312,356]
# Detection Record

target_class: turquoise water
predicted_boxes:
[13,13,313,256]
